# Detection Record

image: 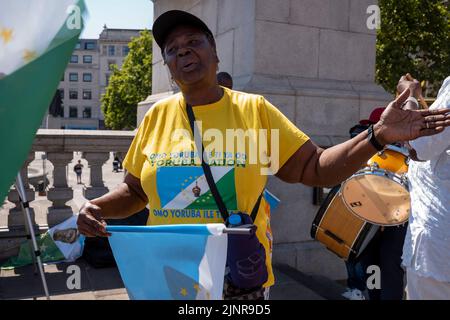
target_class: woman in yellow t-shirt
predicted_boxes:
[77,10,450,300]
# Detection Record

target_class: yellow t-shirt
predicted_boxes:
[123,87,310,288]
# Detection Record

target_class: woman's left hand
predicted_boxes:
[375,88,450,145]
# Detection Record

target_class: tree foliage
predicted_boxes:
[101,30,152,130]
[376,0,450,95]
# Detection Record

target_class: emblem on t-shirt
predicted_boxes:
[192,182,201,198]
[155,167,237,220]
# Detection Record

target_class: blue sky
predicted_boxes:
[81,0,154,38]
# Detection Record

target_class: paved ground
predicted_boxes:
[0,258,346,300]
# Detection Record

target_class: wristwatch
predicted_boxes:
[367,125,385,151]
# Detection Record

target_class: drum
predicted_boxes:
[341,145,410,226]
[311,186,379,261]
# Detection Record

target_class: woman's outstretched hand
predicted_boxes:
[374,88,450,145]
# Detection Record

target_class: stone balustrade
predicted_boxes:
[1,129,135,244]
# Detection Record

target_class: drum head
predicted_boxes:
[341,173,410,226]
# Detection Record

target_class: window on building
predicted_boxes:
[83,107,92,119]
[108,45,115,56]
[83,90,92,100]
[85,41,96,50]
[69,73,78,82]
[108,60,116,71]
[83,73,92,82]
[69,107,78,118]
[83,55,92,63]
[122,45,130,56]
[105,73,110,86]
[75,42,81,50]
[70,55,78,63]
[69,90,78,100]
[59,89,64,99]
[102,45,107,55]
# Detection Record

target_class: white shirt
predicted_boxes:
[402,76,450,282]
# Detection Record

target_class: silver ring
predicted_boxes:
[426,122,430,129]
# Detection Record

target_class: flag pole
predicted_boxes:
[15,173,50,300]
[22,203,38,276]
[223,227,255,235]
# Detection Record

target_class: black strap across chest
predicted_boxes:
[185,103,263,223]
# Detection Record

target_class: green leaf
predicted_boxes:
[376,0,450,95]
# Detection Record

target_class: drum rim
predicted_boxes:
[340,171,410,226]
[350,168,408,189]
[310,185,341,239]
[349,223,380,261]
[384,144,410,157]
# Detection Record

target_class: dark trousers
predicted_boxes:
[346,224,408,300]
[345,259,367,292]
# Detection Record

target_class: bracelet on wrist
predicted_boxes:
[367,125,385,151]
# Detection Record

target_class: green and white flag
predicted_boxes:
[1,215,85,270]
[157,166,238,211]
[0,0,86,201]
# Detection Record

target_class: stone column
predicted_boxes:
[82,152,109,200]
[46,152,74,226]
[7,152,36,228]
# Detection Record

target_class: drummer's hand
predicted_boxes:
[397,73,422,99]
[77,201,111,237]
[374,88,450,145]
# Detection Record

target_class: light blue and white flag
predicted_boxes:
[107,224,228,300]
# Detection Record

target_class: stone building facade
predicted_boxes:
[44,27,142,130]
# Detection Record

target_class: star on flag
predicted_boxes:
[179,283,211,299]
[180,288,188,297]
[0,27,13,44]
[23,49,37,62]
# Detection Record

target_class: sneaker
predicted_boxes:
[342,288,365,300]
[342,288,352,299]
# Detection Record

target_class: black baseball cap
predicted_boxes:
[153,10,215,52]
